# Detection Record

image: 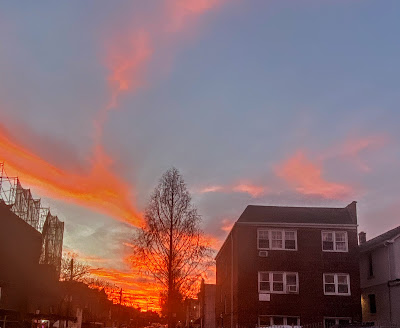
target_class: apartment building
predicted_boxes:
[215,202,362,328]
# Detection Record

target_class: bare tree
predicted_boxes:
[130,167,213,327]
[60,253,92,282]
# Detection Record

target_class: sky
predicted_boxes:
[1,0,400,310]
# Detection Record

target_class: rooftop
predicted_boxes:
[237,202,357,225]
[360,225,400,252]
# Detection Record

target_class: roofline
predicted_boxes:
[236,222,358,229]
[215,224,236,261]
[360,233,400,253]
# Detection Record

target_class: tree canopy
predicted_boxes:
[130,167,213,325]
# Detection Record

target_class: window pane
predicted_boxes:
[272,317,284,325]
[272,231,282,239]
[273,282,284,292]
[369,294,376,314]
[285,239,296,250]
[338,284,349,294]
[260,282,270,291]
[286,274,297,285]
[338,319,350,325]
[272,240,283,248]
[335,242,347,251]
[260,272,269,281]
[271,231,283,249]
[322,232,333,241]
[273,273,283,282]
[324,274,334,284]
[259,230,270,249]
[259,316,271,327]
[325,319,336,328]
[323,241,334,250]
[286,317,299,326]
[324,284,335,293]
[335,232,346,242]
[259,239,269,249]
[285,231,295,240]
[337,275,348,284]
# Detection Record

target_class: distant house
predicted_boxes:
[215,202,362,328]
[359,226,400,325]
[198,279,216,328]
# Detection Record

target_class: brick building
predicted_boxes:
[215,202,362,328]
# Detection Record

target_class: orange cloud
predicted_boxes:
[197,182,266,198]
[167,0,222,31]
[233,183,266,197]
[91,267,161,310]
[319,134,389,172]
[199,185,224,193]
[220,218,234,233]
[0,129,142,226]
[277,151,352,199]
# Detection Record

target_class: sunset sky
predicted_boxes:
[1,0,400,310]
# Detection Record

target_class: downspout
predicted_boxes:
[384,240,394,323]
[231,231,234,328]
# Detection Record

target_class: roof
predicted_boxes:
[360,225,400,252]
[237,202,356,225]
[216,202,357,260]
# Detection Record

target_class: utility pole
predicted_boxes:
[70,258,74,281]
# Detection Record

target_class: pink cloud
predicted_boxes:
[220,218,235,233]
[233,183,266,197]
[196,182,266,198]
[277,151,353,199]
[320,134,389,172]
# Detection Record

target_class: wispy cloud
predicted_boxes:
[0,128,142,226]
[319,134,389,172]
[196,182,267,198]
[276,151,353,199]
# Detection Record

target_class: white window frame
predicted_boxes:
[258,229,298,251]
[258,272,299,294]
[323,317,351,328]
[321,231,348,252]
[323,273,351,296]
[258,316,300,327]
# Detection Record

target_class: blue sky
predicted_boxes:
[1,0,399,306]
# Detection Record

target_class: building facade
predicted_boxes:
[215,202,362,328]
[359,226,400,325]
[198,279,216,328]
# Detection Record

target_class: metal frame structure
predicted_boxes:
[0,162,64,277]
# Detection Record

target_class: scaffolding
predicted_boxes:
[40,210,64,276]
[0,162,64,277]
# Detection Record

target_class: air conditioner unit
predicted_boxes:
[258,250,268,257]
[287,285,297,293]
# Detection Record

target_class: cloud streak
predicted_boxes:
[276,151,353,199]
[0,128,142,226]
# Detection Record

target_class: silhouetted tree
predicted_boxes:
[60,253,92,282]
[130,168,212,328]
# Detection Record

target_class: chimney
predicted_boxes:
[346,201,357,224]
[359,231,366,245]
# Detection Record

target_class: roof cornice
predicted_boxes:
[236,221,358,230]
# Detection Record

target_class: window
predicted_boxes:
[258,229,297,250]
[323,273,350,295]
[322,231,348,252]
[368,294,376,314]
[368,253,374,277]
[259,272,299,294]
[259,316,300,327]
[324,318,351,328]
